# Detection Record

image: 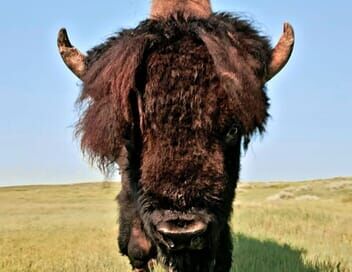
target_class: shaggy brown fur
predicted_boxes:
[78,14,270,170]
[76,13,272,272]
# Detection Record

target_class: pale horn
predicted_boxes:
[57,28,86,79]
[266,23,295,81]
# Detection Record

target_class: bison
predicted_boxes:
[57,0,294,271]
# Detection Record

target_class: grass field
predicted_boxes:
[0,177,351,272]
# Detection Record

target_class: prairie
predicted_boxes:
[0,177,351,271]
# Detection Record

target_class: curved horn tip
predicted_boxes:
[58,27,67,36]
[266,22,295,81]
[57,28,86,79]
[57,28,72,48]
[283,22,295,43]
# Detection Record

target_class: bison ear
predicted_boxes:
[76,34,153,172]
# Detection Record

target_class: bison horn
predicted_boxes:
[267,23,295,81]
[57,28,86,79]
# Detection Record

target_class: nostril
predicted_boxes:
[156,219,208,251]
[157,219,207,237]
[151,211,211,251]
[170,219,192,228]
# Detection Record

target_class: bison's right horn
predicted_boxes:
[266,23,295,81]
[57,28,86,79]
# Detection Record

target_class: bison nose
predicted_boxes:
[156,218,208,251]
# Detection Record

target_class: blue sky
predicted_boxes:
[0,1,351,185]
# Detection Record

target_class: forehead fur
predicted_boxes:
[78,13,271,170]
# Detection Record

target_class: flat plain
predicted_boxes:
[0,177,351,272]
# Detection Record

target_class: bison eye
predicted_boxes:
[225,124,240,145]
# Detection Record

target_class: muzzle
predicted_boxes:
[150,209,212,251]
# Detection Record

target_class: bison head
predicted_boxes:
[58,1,294,271]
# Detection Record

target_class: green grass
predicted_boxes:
[0,178,351,271]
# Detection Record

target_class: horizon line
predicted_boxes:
[1,176,350,188]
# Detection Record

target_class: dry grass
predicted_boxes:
[266,191,295,201]
[295,195,320,201]
[0,177,351,271]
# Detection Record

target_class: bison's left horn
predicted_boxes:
[267,23,295,81]
[57,28,86,79]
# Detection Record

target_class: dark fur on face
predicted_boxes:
[77,13,271,272]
